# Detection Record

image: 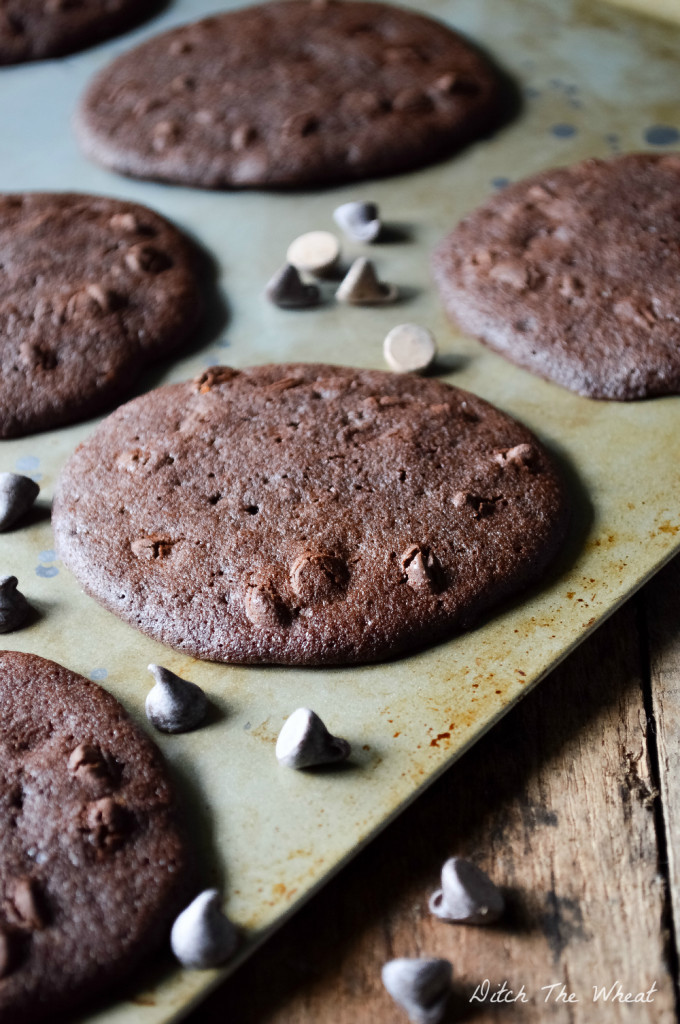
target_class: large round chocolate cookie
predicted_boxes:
[0,0,159,65]
[0,651,189,1023]
[0,192,203,438]
[75,0,504,189]
[53,363,569,666]
[432,153,680,400]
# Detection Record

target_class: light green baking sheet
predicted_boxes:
[1,0,680,1020]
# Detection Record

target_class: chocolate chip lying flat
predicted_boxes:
[432,153,680,399]
[0,0,159,65]
[0,193,204,438]
[0,651,190,1023]
[286,231,340,277]
[53,363,569,666]
[384,324,437,373]
[333,201,381,243]
[75,1,505,188]
[428,857,504,924]
[0,473,40,531]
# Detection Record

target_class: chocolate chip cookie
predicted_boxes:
[53,363,569,666]
[0,651,190,1023]
[75,0,505,188]
[0,0,160,65]
[0,192,203,438]
[432,153,680,400]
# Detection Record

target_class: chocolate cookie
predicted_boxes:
[432,153,680,400]
[0,0,160,65]
[0,192,203,438]
[75,0,504,189]
[0,651,189,1023]
[53,363,569,666]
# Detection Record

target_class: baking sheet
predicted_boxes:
[2,0,680,1020]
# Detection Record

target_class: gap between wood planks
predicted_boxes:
[187,556,680,1024]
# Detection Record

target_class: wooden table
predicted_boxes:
[187,552,680,1022]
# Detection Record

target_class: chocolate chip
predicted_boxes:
[336,258,398,305]
[266,264,320,309]
[282,112,319,138]
[6,877,46,931]
[613,296,657,328]
[333,201,381,244]
[340,90,387,120]
[82,797,130,852]
[109,212,142,233]
[131,535,175,560]
[231,124,258,151]
[244,581,289,628]
[193,366,240,393]
[287,231,340,277]
[85,283,127,314]
[453,492,496,519]
[383,323,437,374]
[559,273,585,299]
[488,259,530,291]
[152,121,182,151]
[494,443,535,469]
[392,88,433,113]
[168,37,193,56]
[18,340,57,371]
[171,74,195,93]
[68,742,113,791]
[0,473,39,532]
[146,664,209,734]
[400,545,441,592]
[290,551,348,603]
[125,244,173,274]
[0,576,31,633]
[431,72,479,96]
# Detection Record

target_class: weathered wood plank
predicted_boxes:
[192,599,675,1022]
[645,554,680,973]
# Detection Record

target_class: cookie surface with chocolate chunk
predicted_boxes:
[53,363,569,666]
[0,0,160,65]
[0,651,190,1023]
[75,0,504,188]
[432,153,680,400]
[0,192,203,438]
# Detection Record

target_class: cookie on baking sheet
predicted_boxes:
[53,363,569,667]
[0,192,203,438]
[432,153,680,400]
[0,0,160,65]
[75,0,505,189]
[0,651,190,1024]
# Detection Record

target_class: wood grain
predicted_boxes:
[189,565,680,1022]
[645,555,680,975]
